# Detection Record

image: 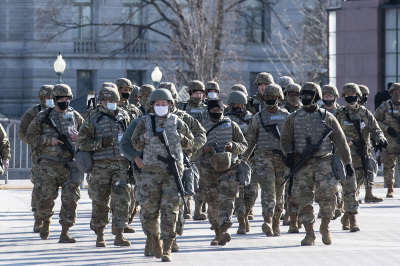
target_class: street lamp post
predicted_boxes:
[53,52,66,84]
[151,65,162,88]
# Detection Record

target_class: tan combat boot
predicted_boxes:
[272,216,280,236]
[161,238,173,262]
[218,224,232,246]
[152,234,163,258]
[171,238,179,252]
[114,228,131,246]
[40,219,51,240]
[248,208,254,220]
[59,224,76,243]
[193,201,207,220]
[210,228,220,246]
[96,227,106,247]
[341,213,350,230]
[301,223,315,246]
[184,199,192,219]
[365,187,383,203]
[261,217,273,237]
[387,184,394,198]
[245,216,250,232]
[237,217,246,235]
[288,214,299,233]
[33,218,42,233]
[349,214,360,232]
[144,234,154,256]
[112,225,135,235]
[320,217,332,245]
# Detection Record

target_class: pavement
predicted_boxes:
[0,177,400,265]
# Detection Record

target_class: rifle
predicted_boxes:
[281,124,333,187]
[352,119,371,187]
[41,110,74,157]
[156,129,189,213]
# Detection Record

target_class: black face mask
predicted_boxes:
[231,107,246,116]
[323,99,335,107]
[265,99,277,106]
[121,92,130,100]
[345,95,358,104]
[209,112,222,120]
[360,96,368,104]
[301,98,313,106]
[57,101,69,111]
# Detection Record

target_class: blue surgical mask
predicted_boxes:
[45,99,54,108]
[107,102,117,111]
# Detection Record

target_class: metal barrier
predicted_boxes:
[5,122,31,184]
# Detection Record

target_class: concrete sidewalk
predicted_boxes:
[0,183,400,265]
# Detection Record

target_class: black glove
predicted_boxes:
[387,127,397,138]
[345,164,354,177]
[377,139,389,150]
[102,136,114,148]
[285,152,295,169]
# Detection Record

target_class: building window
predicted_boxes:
[72,0,93,40]
[122,0,143,41]
[384,8,400,87]
[328,9,337,87]
[127,70,144,86]
[77,70,94,97]
[245,0,271,44]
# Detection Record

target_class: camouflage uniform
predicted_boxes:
[195,107,248,246]
[26,84,84,242]
[77,85,132,247]
[247,92,264,115]
[0,124,10,169]
[281,82,352,245]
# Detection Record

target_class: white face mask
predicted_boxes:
[106,102,117,111]
[208,92,218,99]
[154,105,169,116]
[45,99,54,108]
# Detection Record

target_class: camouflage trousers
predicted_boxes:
[193,162,205,207]
[34,158,80,226]
[292,156,339,223]
[286,184,299,216]
[139,169,181,240]
[252,152,287,220]
[201,167,239,229]
[88,159,130,231]
[234,177,258,219]
[381,149,400,186]
[30,162,41,214]
[340,175,359,214]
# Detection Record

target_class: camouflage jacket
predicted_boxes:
[283,102,302,113]
[176,98,208,123]
[19,103,46,144]
[247,92,264,115]
[0,124,10,160]
[335,104,386,156]
[118,100,141,122]
[322,103,341,115]
[375,99,400,152]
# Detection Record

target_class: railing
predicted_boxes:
[74,40,98,53]
[123,40,148,54]
[5,122,31,184]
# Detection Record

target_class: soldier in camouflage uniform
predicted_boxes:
[335,83,388,206]
[0,125,10,175]
[114,78,141,234]
[374,83,400,198]
[230,84,248,96]
[280,82,353,245]
[247,72,274,115]
[283,83,303,113]
[130,85,140,107]
[19,85,54,232]
[194,99,247,246]
[205,81,220,101]
[131,89,194,262]
[277,76,294,107]
[176,80,208,220]
[322,85,341,113]
[242,84,289,237]
[26,84,84,243]
[158,82,207,251]
[77,84,131,247]
[225,91,255,234]
[138,84,155,114]
[358,85,370,106]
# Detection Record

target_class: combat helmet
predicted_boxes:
[188,80,205,95]
[322,84,339,97]
[389,83,400,93]
[158,82,178,101]
[98,85,120,102]
[341,83,362,97]
[277,76,294,90]
[358,85,369,95]
[205,81,220,93]
[149,88,174,103]
[254,72,274,86]
[139,84,155,97]
[227,91,248,105]
[285,83,301,94]
[301,82,322,100]
[230,84,248,95]
[210,152,232,171]
[263,84,284,99]
[131,85,140,96]
[114,78,132,90]
[51,84,73,99]
[38,85,54,98]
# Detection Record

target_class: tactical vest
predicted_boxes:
[142,114,183,169]
[91,109,127,161]
[384,100,400,132]
[257,108,288,151]
[226,112,252,135]
[202,116,238,162]
[181,102,207,122]
[293,108,332,157]
[41,107,77,159]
